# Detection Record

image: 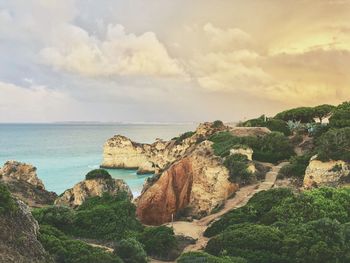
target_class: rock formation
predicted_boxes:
[1,161,45,189]
[101,122,229,174]
[0,199,52,263]
[0,161,57,207]
[55,177,133,207]
[136,141,237,225]
[303,155,350,188]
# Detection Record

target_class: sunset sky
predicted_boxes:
[0,0,349,122]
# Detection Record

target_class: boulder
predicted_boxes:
[303,155,350,188]
[55,178,132,207]
[136,141,237,225]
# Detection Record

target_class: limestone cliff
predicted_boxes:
[0,199,52,263]
[136,141,237,225]
[303,155,350,188]
[1,161,45,189]
[0,161,57,207]
[55,177,133,207]
[101,122,229,174]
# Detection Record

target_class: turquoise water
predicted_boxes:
[0,123,197,195]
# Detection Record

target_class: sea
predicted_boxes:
[0,123,197,196]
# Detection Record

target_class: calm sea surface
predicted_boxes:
[0,123,197,195]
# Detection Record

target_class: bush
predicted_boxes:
[316,127,350,162]
[329,101,350,128]
[39,225,122,263]
[252,132,294,163]
[85,169,112,180]
[204,188,350,263]
[173,131,195,145]
[0,182,17,214]
[34,193,143,242]
[212,120,224,128]
[114,238,147,263]
[278,154,312,179]
[206,224,285,263]
[32,206,75,231]
[73,193,143,241]
[223,154,254,185]
[210,131,294,163]
[265,119,291,136]
[139,226,177,258]
[178,251,247,263]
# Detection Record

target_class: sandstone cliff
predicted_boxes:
[101,122,229,174]
[303,155,350,188]
[55,177,133,207]
[0,199,52,263]
[0,161,57,207]
[136,141,237,225]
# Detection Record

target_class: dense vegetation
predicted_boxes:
[114,238,147,263]
[204,187,350,263]
[315,127,350,162]
[210,131,294,163]
[278,153,313,180]
[33,192,178,261]
[38,225,122,263]
[0,182,18,214]
[329,102,350,128]
[224,154,254,185]
[241,115,291,136]
[85,169,112,180]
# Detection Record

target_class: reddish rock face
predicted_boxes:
[136,158,193,225]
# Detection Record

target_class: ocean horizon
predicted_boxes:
[0,123,197,195]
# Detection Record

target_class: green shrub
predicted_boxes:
[210,131,294,163]
[329,101,350,128]
[316,127,350,162]
[39,225,122,263]
[252,132,294,163]
[212,120,225,128]
[32,206,75,231]
[223,154,254,185]
[35,193,143,242]
[204,188,350,263]
[206,224,285,263]
[0,182,17,214]
[265,119,291,136]
[114,238,147,263]
[73,193,143,241]
[178,251,247,263]
[85,169,112,180]
[139,226,177,258]
[278,154,312,179]
[173,131,195,145]
[313,104,335,123]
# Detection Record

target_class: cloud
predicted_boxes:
[39,23,185,77]
[0,81,77,122]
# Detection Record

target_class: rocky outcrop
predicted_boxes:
[101,122,229,174]
[0,199,52,263]
[230,127,271,137]
[303,156,350,188]
[0,161,57,207]
[1,161,45,189]
[136,141,237,225]
[55,178,132,207]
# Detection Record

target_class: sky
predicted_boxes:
[0,0,349,123]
